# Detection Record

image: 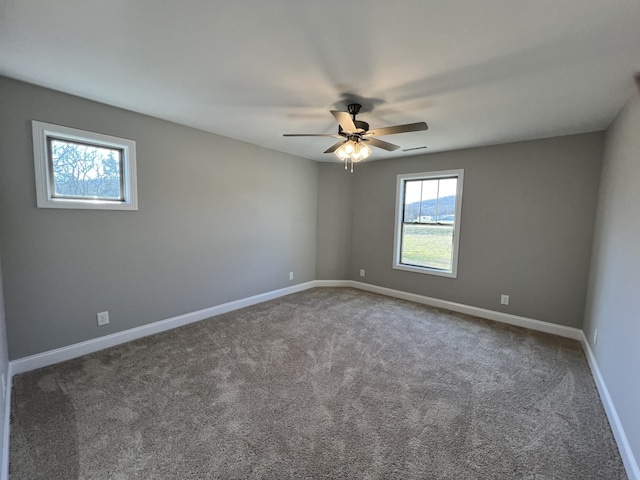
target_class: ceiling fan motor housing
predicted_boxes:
[338,120,370,136]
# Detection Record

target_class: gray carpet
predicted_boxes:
[10,288,626,479]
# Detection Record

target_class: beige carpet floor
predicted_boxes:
[10,288,626,479]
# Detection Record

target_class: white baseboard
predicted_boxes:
[348,281,583,340]
[10,281,316,376]
[312,280,353,288]
[580,332,639,480]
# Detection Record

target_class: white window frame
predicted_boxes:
[393,169,464,278]
[32,120,138,210]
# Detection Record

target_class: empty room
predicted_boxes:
[0,1,639,479]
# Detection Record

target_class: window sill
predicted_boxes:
[36,197,137,210]
[392,263,458,278]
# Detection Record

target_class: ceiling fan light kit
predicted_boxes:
[335,140,371,172]
[283,103,428,172]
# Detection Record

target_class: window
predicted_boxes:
[32,121,137,210]
[393,170,464,277]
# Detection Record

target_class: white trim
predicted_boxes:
[1,364,11,480]
[348,281,582,339]
[393,169,464,278]
[32,120,138,210]
[312,280,352,288]
[580,332,640,480]
[10,282,315,375]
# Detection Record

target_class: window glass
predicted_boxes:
[49,138,124,200]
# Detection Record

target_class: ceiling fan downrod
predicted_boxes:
[347,103,362,121]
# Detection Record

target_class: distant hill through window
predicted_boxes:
[404,195,456,223]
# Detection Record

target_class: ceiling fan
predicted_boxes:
[283,103,428,171]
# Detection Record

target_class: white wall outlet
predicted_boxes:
[360,269,365,277]
[593,328,598,345]
[500,294,510,306]
[289,272,294,280]
[97,311,110,326]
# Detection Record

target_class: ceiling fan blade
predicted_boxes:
[330,110,357,133]
[363,137,400,151]
[324,140,346,154]
[283,133,341,137]
[365,122,428,137]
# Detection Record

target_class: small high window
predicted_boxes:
[393,170,464,277]
[32,121,137,210]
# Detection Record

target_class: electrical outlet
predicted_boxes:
[97,311,110,326]
[289,272,294,280]
[360,269,365,277]
[594,328,598,345]
[500,294,510,306]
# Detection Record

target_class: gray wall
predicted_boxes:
[0,77,318,359]
[584,94,640,468]
[349,133,604,328]
[316,164,352,280]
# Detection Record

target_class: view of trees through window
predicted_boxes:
[49,138,123,200]
[401,178,457,271]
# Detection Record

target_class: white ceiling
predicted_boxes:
[1,1,639,162]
